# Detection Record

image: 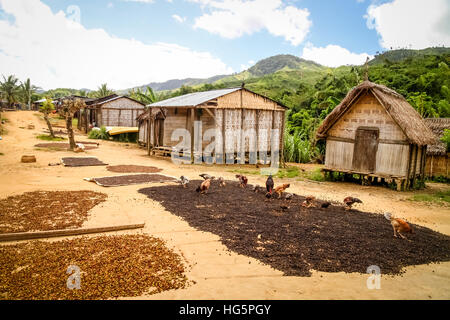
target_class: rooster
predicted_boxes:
[179,176,189,188]
[218,177,226,187]
[274,183,290,198]
[343,196,362,210]
[384,212,413,239]
[235,174,248,188]
[302,196,315,208]
[265,175,274,198]
[196,178,212,194]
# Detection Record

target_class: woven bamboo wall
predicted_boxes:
[99,98,144,127]
[328,93,407,141]
[325,92,411,177]
[138,120,147,143]
[425,154,449,177]
[217,90,285,111]
[163,107,188,147]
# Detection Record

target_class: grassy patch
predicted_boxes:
[409,189,450,204]
[36,134,66,141]
[276,166,300,179]
[230,168,261,176]
[306,168,325,182]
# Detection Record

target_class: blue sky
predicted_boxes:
[0,0,449,89]
[41,0,383,71]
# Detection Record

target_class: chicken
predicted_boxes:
[199,173,214,180]
[235,174,248,188]
[265,175,274,197]
[179,176,189,188]
[321,201,331,208]
[301,196,315,208]
[196,178,211,194]
[384,212,413,239]
[274,183,290,198]
[343,196,363,210]
[217,177,226,187]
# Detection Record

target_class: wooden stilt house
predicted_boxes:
[137,87,287,164]
[316,80,436,190]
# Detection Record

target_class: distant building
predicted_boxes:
[424,118,449,178]
[316,80,436,190]
[137,87,287,164]
[78,95,145,132]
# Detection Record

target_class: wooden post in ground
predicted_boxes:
[411,145,418,189]
[190,108,195,164]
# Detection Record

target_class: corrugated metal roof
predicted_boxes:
[148,88,241,107]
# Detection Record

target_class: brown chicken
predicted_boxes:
[274,183,290,198]
[218,177,226,187]
[302,196,316,208]
[384,212,413,239]
[235,174,248,188]
[196,178,211,194]
[343,196,363,210]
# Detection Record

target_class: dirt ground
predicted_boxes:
[1,111,450,300]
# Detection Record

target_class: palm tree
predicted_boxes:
[21,78,40,110]
[0,75,20,108]
[94,83,115,98]
[129,86,157,105]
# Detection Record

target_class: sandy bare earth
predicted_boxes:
[0,111,449,300]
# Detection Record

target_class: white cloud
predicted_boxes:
[301,43,372,67]
[107,2,114,8]
[191,0,311,46]
[172,14,186,23]
[365,0,450,49]
[0,0,233,90]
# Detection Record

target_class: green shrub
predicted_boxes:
[307,168,325,181]
[88,126,110,140]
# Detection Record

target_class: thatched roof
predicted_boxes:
[424,118,450,155]
[316,80,436,146]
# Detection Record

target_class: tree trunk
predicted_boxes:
[66,115,76,150]
[44,114,55,138]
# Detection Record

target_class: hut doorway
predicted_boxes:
[153,118,164,147]
[352,127,379,173]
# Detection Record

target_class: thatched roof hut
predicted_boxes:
[317,81,435,145]
[316,80,435,190]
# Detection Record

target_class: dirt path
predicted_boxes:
[1,111,449,300]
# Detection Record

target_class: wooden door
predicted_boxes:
[352,127,379,173]
[153,119,164,147]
